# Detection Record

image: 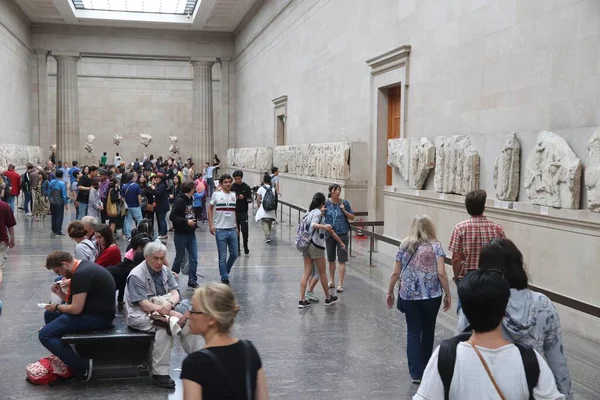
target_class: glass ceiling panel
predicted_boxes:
[72,0,197,15]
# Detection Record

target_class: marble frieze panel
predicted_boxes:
[0,145,43,169]
[585,128,600,212]
[227,147,274,171]
[434,136,480,195]
[494,133,521,201]
[524,131,581,209]
[273,142,351,180]
[387,137,435,189]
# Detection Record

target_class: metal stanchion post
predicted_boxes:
[369,235,374,266]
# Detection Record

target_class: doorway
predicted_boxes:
[387,85,401,185]
[276,115,286,146]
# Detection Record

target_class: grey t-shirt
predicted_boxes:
[75,239,97,261]
[127,265,178,304]
[306,209,325,248]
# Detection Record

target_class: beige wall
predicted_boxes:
[0,0,32,146]
[234,0,600,148]
[45,57,222,164]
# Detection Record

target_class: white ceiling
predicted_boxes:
[14,0,259,31]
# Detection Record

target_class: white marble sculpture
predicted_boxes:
[387,137,435,189]
[0,144,43,169]
[494,133,521,201]
[84,135,96,153]
[524,131,582,209]
[272,143,351,180]
[113,134,124,146]
[585,129,600,212]
[434,136,480,195]
[227,147,273,171]
[140,134,153,147]
[49,144,57,157]
[169,136,180,154]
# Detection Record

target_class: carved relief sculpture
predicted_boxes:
[493,133,521,201]
[0,145,43,168]
[272,143,351,180]
[140,134,153,148]
[49,144,57,158]
[227,147,274,170]
[434,136,480,195]
[524,131,582,209]
[169,136,180,154]
[113,134,124,146]
[585,128,600,212]
[84,135,96,153]
[387,137,435,189]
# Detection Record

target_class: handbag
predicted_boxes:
[146,203,155,212]
[396,245,421,313]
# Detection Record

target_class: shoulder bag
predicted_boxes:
[199,340,253,400]
[396,244,421,313]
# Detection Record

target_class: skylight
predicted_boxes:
[71,0,198,15]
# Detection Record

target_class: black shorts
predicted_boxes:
[326,233,349,263]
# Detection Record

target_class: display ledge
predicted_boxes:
[224,166,367,188]
[384,187,600,236]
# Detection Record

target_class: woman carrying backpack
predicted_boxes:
[298,192,345,308]
[254,174,277,243]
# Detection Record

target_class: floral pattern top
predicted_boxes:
[396,241,445,301]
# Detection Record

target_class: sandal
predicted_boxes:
[337,285,344,293]
[328,281,335,289]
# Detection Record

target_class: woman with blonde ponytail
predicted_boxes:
[385,214,451,384]
[181,283,269,399]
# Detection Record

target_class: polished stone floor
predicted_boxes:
[0,209,598,399]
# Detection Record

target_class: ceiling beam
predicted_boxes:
[190,0,219,30]
[52,0,78,24]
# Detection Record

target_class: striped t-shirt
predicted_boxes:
[210,191,237,229]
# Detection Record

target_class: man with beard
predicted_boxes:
[40,251,116,381]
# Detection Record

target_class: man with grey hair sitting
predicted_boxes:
[81,216,101,245]
[124,241,201,389]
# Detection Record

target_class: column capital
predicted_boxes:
[34,49,49,56]
[52,51,81,62]
[190,56,216,67]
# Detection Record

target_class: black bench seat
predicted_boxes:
[61,315,155,381]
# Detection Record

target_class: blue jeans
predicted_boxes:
[403,296,442,380]
[77,202,88,220]
[39,311,113,376]
[8,195,16,213]
[172,232,198,285]
[24,191,32,213]
[50,203,65,234]
[215,228,238,280]
[156,210,168,236]
[123,206,143,237]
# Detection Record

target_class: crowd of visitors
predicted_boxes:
[0,149,575,399]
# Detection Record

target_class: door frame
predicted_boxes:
[366,45,410,223]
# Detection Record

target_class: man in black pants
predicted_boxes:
[232,170,252,255]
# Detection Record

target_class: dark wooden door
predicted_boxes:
[387,86,401,185]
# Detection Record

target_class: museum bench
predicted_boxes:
[61,315,155,381]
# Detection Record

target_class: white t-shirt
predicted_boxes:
[114,156,122,165]
[255,185,277,222]
[414,343,565,400]
[210,191,237,229]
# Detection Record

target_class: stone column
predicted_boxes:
[191,57,216,164]
[53,51,80,163]
[33,49,49,150]
[218,58,231,158]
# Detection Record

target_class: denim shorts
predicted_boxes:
[326,233,349,263]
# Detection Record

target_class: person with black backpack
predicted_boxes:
[414,269,565,400]
[254,174,277,243]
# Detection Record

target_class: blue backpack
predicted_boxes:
[295,214,312,251]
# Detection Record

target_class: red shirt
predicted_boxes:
[448,215,505,278]
[4,170,21,196]
[95,243,122,267]
[0,201,16,245]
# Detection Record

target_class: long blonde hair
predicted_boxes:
[192,283,240,333]
[400,214,437,254]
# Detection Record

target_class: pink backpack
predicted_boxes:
[26,355,73,385]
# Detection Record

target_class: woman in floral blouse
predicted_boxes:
[386,214,451,384]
